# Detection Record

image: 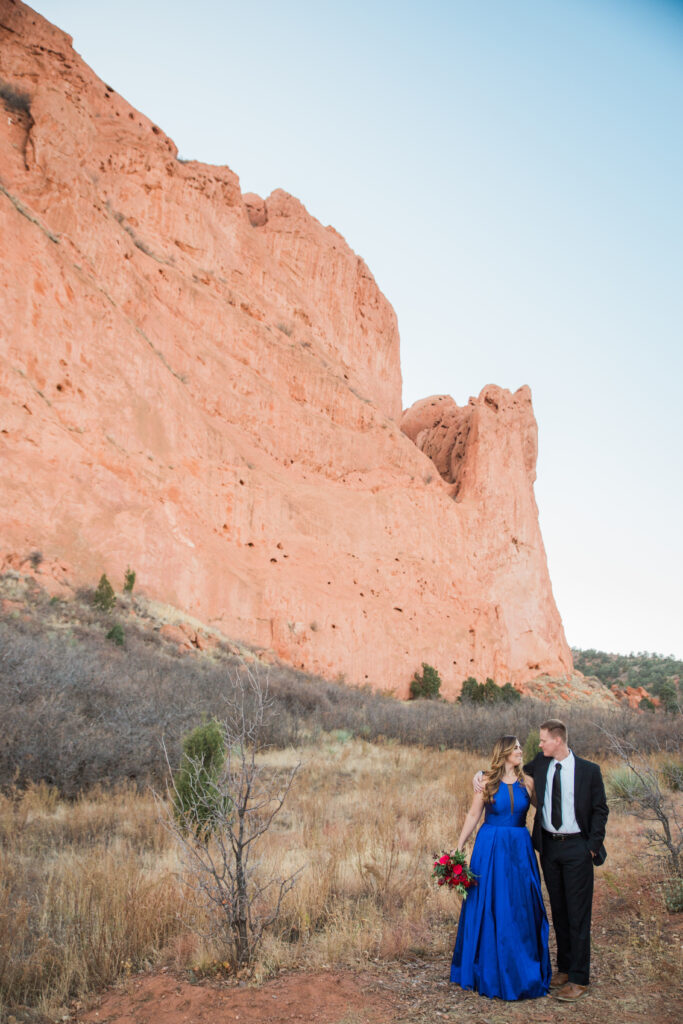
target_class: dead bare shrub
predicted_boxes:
[160,665,302,967]
[601,726,682,885]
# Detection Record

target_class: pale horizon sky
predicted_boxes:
[27,0,683,659]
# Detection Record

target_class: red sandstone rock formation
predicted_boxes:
[0,0,574,698]
[400,387,572,685]
[610,684,660,711]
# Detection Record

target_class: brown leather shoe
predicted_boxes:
[556,982,589,1002]
[550,971,569,988]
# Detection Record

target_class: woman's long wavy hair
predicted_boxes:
[482,735,527,804]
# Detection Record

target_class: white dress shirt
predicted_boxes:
[542,749,580,834]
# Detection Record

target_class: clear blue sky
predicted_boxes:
[30,0,683,658]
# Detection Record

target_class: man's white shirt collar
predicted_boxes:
[550,749,574,771]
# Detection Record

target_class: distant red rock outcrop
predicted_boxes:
[0,0,574,697]
[610,685,660,711]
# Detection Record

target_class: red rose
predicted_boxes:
[438,878,445,886]
[439,854,450,865]
[453,864,463,875]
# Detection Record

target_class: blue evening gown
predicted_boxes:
[450,780,551,1000]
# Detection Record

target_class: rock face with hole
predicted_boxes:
[400,386,572,687]
[0,0,574,697]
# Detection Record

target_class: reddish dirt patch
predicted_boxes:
[78,970,392,1024]
[72,949,683,1024]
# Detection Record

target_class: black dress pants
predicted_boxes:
[540,832,594,985]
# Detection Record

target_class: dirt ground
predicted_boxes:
[62,948,680,1024]
[8,907,680,1024]
[58,894,682,1024]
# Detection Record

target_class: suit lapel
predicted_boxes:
[573,756,587,828]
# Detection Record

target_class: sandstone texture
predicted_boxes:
[520,673,617,707]
[400,387,573,687]
[0,1,575,698]
[610,684,661,710]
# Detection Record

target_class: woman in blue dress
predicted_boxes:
[451,735,551,1000]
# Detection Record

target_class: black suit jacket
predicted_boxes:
[524,752,609,865]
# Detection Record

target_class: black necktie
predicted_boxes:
[551,763,562,830]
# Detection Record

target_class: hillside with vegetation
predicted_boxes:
[572,648,682,710]
[2,571,679,797]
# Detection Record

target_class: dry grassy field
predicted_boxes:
[1,737,681,1024]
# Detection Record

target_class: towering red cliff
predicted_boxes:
[0,0,573,697]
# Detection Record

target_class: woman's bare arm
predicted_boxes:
[456,792,485,850]
[525,774,537,807]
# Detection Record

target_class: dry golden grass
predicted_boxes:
[0,782,184,1015]
[1,739,680,1018]
[587,793,683,990]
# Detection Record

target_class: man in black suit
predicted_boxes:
[475,718,608,1002]
[526,719,608,1002]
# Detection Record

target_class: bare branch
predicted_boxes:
[598,723,682,878]
[157,662,303,967]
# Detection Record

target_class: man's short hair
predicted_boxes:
[540,718,568,743]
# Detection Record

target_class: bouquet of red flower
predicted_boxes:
[431,849,477,898]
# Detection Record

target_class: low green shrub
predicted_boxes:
[331,728,353,744]
[459,677,521,704]
[93,574,116,612]
[606,765,648,802]
[658,680,681,714]
[663,876,683,913]
[661,759,683,792]
[172,718,229,840]
[106,624,125,647]
[409,663,442,700]
[499,682,522,703]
